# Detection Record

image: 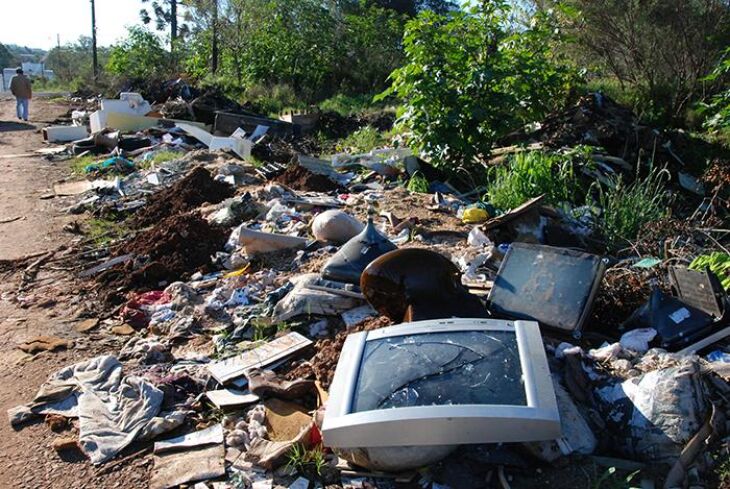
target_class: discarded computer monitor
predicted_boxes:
[487,243,607,337]
[669,267,730,354]
[322,318,560,450]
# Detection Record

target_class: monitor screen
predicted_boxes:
[322,318,560,449]
[352,331,526,413]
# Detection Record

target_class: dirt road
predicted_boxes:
[0,96,149,487]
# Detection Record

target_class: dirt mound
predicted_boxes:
[132,167,234,228]
[97,213,228,305]
[251,136,323,165]
[275,165,340,192]
[504,93,663,165]
[285,316,392,388]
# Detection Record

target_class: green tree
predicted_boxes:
[379,1,579,173]
[0,43,17,69]
[107,27,172,82]
[550,0,730,125]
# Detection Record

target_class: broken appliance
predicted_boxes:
[487,243,607,337]
[322,318,560,450]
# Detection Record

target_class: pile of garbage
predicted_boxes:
[7,89,730,489]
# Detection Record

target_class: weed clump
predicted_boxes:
[486,151,581,210]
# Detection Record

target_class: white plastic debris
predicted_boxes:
[620,328,657,353]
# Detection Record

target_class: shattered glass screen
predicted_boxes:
[351,331,526,413]
[489,246,602,332]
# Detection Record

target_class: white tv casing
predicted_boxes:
[322,318,561,448]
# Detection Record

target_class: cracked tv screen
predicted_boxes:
[352,331,527,413]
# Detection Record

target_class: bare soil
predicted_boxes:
[0,95,149,488]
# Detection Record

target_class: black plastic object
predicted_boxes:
[625,287,715,350]
[322,219,397,285]
[487,243,606,336]
[669,267,726,319]
[361,248,489,322]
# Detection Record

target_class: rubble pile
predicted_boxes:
[6,89,730,489]
[132,166,235,227]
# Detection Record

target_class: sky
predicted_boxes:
[1,0,147,50]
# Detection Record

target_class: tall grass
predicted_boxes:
[486,151,580,210]
[591,165,670,252]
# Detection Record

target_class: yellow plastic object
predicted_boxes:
[224,264,251,279]
[462,207,489,224]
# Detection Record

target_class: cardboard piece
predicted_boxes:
[207,332,312,384]
[264,398,313,442]
[150,444,225,489]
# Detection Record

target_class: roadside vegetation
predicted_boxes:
[11,0,727,254]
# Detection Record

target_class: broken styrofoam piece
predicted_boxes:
[228,226,308,256]
[154,424,224,454]
[312,210,364,244]
[207,332,312,384]
[42,125,89,143]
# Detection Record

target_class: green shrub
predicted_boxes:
[336,126,386,153]
[689,252,730,290]
[378,1,579,174]
[486,151,581,211]
[590,165,670,252]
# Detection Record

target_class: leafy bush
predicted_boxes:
[590,165,670,252]
[378,1,579,174]
[702,47,730,130]
[486,151,581,211]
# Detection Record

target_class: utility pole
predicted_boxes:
[211,0,219,74]
[91,0,99,83]
[170,0,178,47]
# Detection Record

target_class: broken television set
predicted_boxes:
[322,318,560,449]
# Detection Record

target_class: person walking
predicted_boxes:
[9,68,32,122]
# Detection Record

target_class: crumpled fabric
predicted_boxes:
[121,291,173,329]
[8,355,163,464]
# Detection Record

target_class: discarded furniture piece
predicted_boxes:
[322,219,397,285]
[215,110,294,138]
[322,318,560,471]
[207,331,312,385]
[361,248,489,322]
[487,243,607,337]
[89,110,208,134]
[42,125,89,143]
